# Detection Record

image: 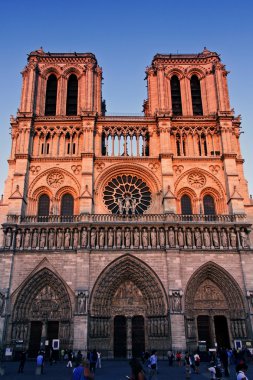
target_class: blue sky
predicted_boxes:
[0,0,252,196]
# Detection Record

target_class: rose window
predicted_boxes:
[103,175,152,215]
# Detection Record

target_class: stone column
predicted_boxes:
[126,317,132,359]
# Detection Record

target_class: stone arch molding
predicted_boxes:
[11,266,73,322]
[94,163,162,214]
[90,254,168,317]
[184,261,245,317]
[29,167,81,200]
[174,168,226,213]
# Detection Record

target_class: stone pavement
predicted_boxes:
[0,360,252,379]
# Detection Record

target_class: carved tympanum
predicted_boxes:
[194,279,227,309]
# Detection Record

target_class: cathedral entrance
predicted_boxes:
[185,262,247,352]
[132,316,145,357]
[28,321,42,357]
[11,268,73,356]
[114,316,127,357]
[214,316,229,348]
[89,255,169,358]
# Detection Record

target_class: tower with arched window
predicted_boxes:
[0,48,253,358]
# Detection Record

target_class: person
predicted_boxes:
[236,362,248,380]
[176,351,182,366]
[89,349,98,373]
[96,351,101,368]
[193,352,200,374]
[72,358,94,380]
[184,352,192,379]
[76,350,83,366]
[208,361,222,380]
[148,350,157,380]
[18,350,26,373]
[167,349,174,366]
[67,350,73,368]
[129,357,146,380]
[36,351,44,374]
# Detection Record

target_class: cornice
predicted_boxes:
[221,153,237,160]
[34,115,82,122]
[94,156,160,163]
[30,157,81,162]
[15,154,31,160]
[172,156,222,162]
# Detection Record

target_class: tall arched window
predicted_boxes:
[190,75,203,115]
[203,195,216,215]
[171,75,182,115]
[38,194,50,218]
[45,74,57,116]
[181,195,193,215]
[66,74,78,115]
[61,193,74,216]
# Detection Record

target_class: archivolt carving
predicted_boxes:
[164,67,185,80]
[62,64,84,78]
[12,268,73,322]
[185,262,245,316]
[90,255,168,317]
[185,67,206,80]
[40,64,61,78]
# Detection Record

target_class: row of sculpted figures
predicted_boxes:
[4,225,250,250]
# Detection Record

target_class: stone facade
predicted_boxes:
[0,48,253,357]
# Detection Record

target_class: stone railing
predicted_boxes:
[2,213,251,251]
[6,213,247,224]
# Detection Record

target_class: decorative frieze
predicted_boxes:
[2,223,250,251]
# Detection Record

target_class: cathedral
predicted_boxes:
[0,48,253,358]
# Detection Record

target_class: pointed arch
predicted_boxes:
[90,254,168,317]
[185,261,245,315]
[12,268,73,322]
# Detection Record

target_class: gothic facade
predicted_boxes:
[0,48,253,357]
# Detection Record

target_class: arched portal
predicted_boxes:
[89,255,169,358]
[11,268,73,357]
[185,262,247,352]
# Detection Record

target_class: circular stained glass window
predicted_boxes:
[103,175,152,215]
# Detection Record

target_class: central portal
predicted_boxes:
[113,315,145,358]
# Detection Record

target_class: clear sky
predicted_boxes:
[0,0,252,196]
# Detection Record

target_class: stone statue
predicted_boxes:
[230,229,237,248]
[178,228,184,247]
[5,229,12,248]
[131,198,137,214]
[212,229,219,247]
[172,291,182,312]
[40,230,46,248]
[108,228,113,247]
[240,229,248,248]
[142,228,148,248]
[57,229,63,248]
[186,228,192,247]
[134,228,140,247]
[151,228,157,248]
[159,228,165,247]
[169,227,175,247]
[187,319,194,338]
[77,292,87,314]
[125,228,131,247]
[16,230,22,249]
[81,228,88,247]
[203,228,211,248]
[116,229,121,247]
[125,196,131,214]
[221,228,228,247]
[99,229,105,248]
[91,229,96,248]
[32,229,38,249]
[65,229,71,248]
[194,228,202,247]
[48,229,55,249]
[73,230,79,248]
[24,230,31,249]
[117,198,123,214]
